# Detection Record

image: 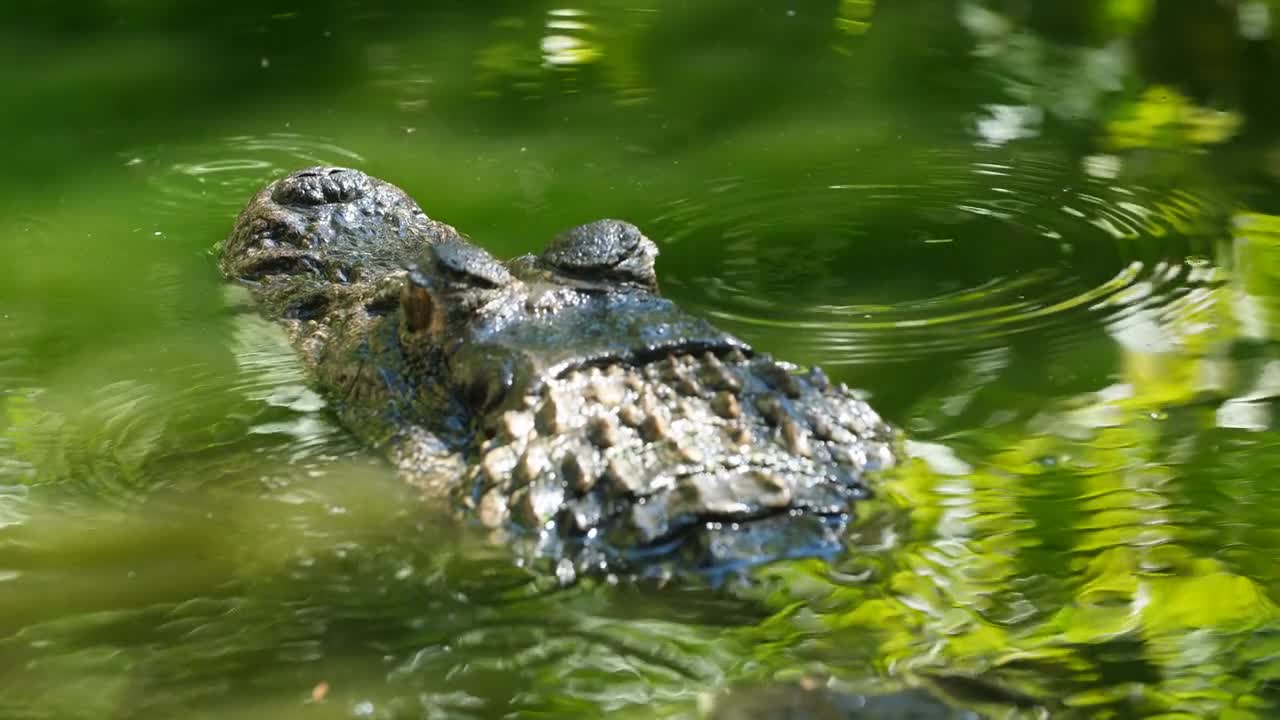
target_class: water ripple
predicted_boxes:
[652,149,1219,365]
[127,133,366,219]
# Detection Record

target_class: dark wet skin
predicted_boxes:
[221,167,898,579]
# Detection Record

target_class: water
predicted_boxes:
[2,1,1279,717]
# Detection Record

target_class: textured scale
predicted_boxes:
[462,353,894,567]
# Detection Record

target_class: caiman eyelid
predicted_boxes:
[542,219,643,269]
[429,239,513,288]
[541,219,658,290]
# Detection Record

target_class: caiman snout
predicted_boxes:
[271,166,372,206]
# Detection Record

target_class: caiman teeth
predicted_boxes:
[674,374,701,397]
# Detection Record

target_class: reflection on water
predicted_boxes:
[712,213,1280,715]
[725,386,1280,716]
[0,484,764,720]
[960,2,1134,124]
[872,391,1279,716]
[541,9,601,67]
[226,299,352,460]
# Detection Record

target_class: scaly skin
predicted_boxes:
[221,167,898,578]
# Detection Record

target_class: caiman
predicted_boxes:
[220,167,898,578]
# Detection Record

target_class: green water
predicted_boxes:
[3,1,1280,717]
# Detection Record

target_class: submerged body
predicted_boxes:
[221,167,897,577]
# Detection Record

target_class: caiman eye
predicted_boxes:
[402,239,512,335]
[400,278,436,334]
[541,219,658,291]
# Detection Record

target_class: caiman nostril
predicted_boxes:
[271,166,371,206]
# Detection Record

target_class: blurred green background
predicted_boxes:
[2,1,1280,717]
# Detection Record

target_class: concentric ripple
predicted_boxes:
[651,148,1220,365]
[128,132,366,220]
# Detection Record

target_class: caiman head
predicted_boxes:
[223,167,898,579]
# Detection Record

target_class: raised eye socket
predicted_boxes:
[271,167,371,206]
[428,239,513,288]
[541,219,657,289]
[543,219,642,269]
[401,241,512,338]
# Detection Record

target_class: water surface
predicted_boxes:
[2,2,1280,717]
